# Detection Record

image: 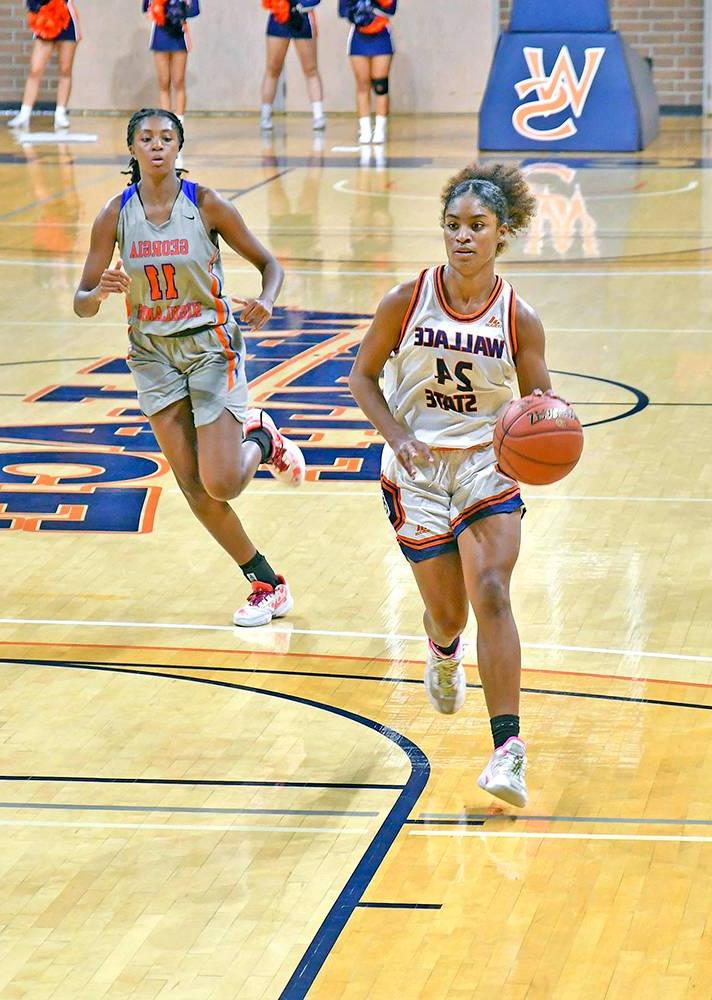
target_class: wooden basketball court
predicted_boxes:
[0,113,710,998]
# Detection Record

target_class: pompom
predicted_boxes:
[147,0,167,28]
[262,0,291,24]
[27,0,71,39]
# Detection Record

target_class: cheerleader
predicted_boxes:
[260,0,325,132]
[8,0,81,131]
[339,0,397,144]
[142,0,200,120]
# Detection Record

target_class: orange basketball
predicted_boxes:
[494,393,584,485]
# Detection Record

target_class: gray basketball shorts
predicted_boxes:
[127,323,249,427]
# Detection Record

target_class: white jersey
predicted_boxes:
[383,266,519,448]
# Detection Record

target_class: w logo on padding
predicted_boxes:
[512,46,606,141]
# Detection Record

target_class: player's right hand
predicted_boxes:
[96,258,130,300]
[393,435,435,478]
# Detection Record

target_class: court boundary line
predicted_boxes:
[0,801,381,818]
[0,819,370,834]
[0,774,405,790]
[3,642,712,689]
[1,621,711,667]
[5,656,712,713]
[408,830,712,844]
[414,814,712,827]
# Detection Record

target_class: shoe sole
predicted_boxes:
[477,776,527,808]
[233,611,272,628]
[232,593,293,628]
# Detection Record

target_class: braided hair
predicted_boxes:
[440,163,537,256]
[123,108,185,186]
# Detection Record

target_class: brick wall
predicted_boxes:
[1,0,60,105]
[499,0,704,108]
[0,1,705,108]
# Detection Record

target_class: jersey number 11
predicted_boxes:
[144,263,179,302]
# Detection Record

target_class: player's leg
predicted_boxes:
[153,51,171,110]
[260,35,290,129]
[294,37,325,129]
[55,41,77,120]
[9,39,54,127]
[381,448,469,713]
[350,55,373,142]
[149,400,290,625]
[185,330,305,496]
[170,51,188,116]
[408,552,469,715]
[371,52,392,143]
[457,512,527,806]
[150,399,256,560]
[195,409,261,502]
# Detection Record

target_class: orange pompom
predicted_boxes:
[148,0,167,27]
[262,0,290,24]
[27,0,71,40]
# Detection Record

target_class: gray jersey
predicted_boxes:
[383,266,519,448]
[117,180,232,338]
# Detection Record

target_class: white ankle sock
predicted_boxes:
[312,101,324,119]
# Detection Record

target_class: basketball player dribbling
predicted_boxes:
[350,164,555,807]
[74,108,305,627]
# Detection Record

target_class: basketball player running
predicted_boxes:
[74,109,305,627]
[350,164,553,807]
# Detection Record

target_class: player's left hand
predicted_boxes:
[232,296,273,332]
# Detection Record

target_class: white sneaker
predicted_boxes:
[372,116,387,144]
[54,108,70,130]
[477,737,528,808]
[358,117,372,144]
[424,638,466,714]
[260,111,273,131]
[313,113,326,131]
[8,108,31,129]
[244,408,306,488]
[233,576,293,628]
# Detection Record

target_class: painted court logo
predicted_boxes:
[512,46,606,142]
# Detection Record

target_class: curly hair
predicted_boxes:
[440,163,537,255]
[123,108,185,186]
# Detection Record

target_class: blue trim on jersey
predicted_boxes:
[120,185,137,210]
[451,495,525,538]
[399,537,458,563]
[182,180,198,206]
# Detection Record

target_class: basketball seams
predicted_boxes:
[494,394,584,483]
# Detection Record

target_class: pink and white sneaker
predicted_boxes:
[424,637,466,714]
[477,737,528,808]
[233,575,294,628]
[244,409,306,488]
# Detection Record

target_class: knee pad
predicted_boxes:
[372,76,389,96]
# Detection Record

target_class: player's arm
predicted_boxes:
[73,197,127,318]
[514,296,552,397]
[349,283,434,477]
[199,187,284,332]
